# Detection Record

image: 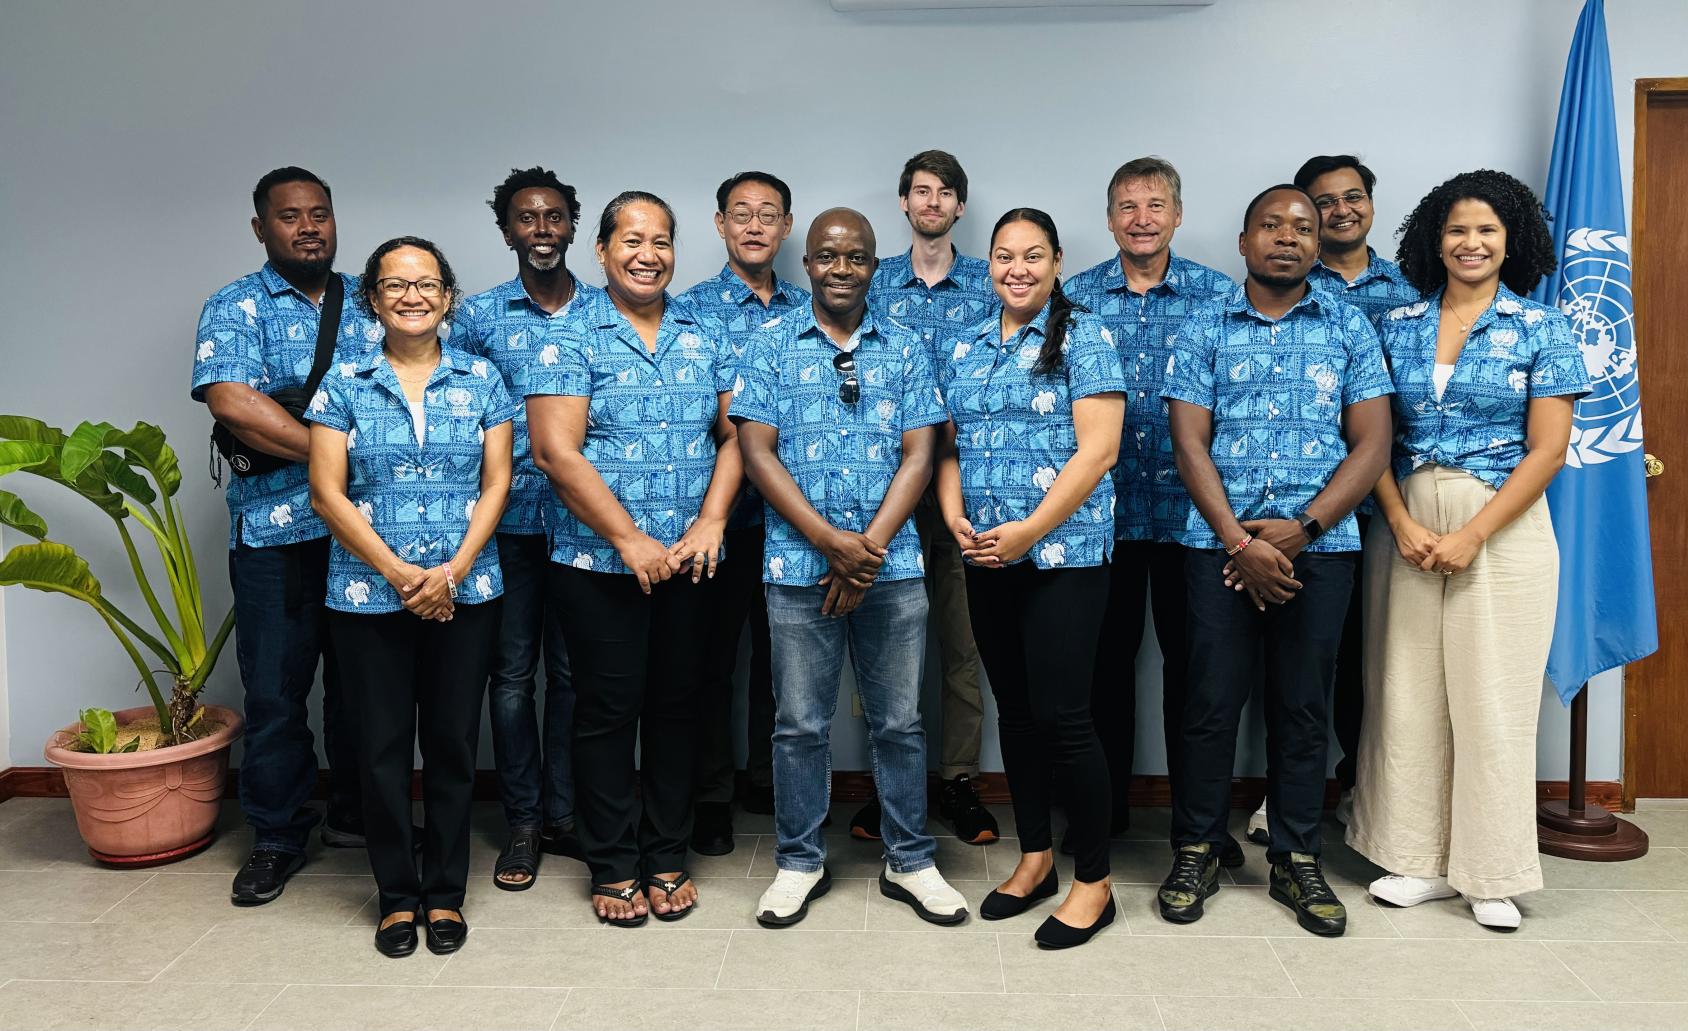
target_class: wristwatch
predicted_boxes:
[1295,512,1324,543]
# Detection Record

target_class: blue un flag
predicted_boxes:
[1532,0,1659,703]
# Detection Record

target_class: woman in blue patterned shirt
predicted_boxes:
[1348,171,1590,931]
[307,237,516,957]
[935,208,1126,948]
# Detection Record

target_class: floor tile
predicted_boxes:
[1635,799,1688,812]
[465,871,868,932]
[554,987,858,1031]
[1156,995,1469,1031]
[657,874,870,931]
[1458,999,1688,1030]
[1116,883,1399,938]
[1224,835,1386,888]
[747,833,988,881]
[864,879,1009,931]
[95,871,374,927]
[989,838,1176,885]
[153,922,447,985]
[0,805,88,871]
[1539,847,1688,890]
[250,984,569,1031]
[861,991,1161,1030]
[1376,888,1674,942]
[1269,938,1596,1001]
[0,921,208,981]
[1622,810,1688,846]
[433,927,732,988]
[718,929,1002,992]
[0,869,157,922]
[1623,890,1688,939]
[1000,933,1297,997]
[0,978,281,1031]
[1547,941,1688,1002]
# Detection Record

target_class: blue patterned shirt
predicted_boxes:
[729,307,947,587]
[1162,285,1395,553]
[456,275,604,537]
[190,264,384,549]
[1307,249,1421,328]
[678,264,812,530]
[940,304,1128,570]
[525,292,733,575]
[871,246,995,366]
[1064,253,1237,542]
[1381,285,1589,490]
[304,345,518,613]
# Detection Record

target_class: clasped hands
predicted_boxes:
[947,515,1038,571]
[817,530,887,618]
[387,561,458,622]
[618,516,728,595]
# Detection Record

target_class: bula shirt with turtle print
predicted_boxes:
[870,246,995,366]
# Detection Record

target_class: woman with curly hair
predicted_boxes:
[1346,171,1589,930]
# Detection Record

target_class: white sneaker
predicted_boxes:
[1368,874,1458,908]
[880,864,969,925]
[1335,789,1355,827]
[756,868,831,928]
[1464,894,1521,930]
[1247,801,1269,845]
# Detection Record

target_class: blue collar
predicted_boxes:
[1104,251,1195,295]
[1221,281,1328,322]
[715,264,800,307]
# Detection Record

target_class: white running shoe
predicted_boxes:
[1368,874,1458,908]
[1465,894,1521,930]
[1335,789,1355,827]
[1247,801,1269,845]
[880,864,969,925]
[756,867,831,927]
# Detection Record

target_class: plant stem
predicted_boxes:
[116,520,189,667]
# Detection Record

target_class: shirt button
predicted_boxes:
[666,464,673,472]
[665,510,675,518]
[659,420,668,429]
[1273,366,1283,373]
[1270,451,1280,459]
[840,429,849,436]
[845,511,855,519]
[985,489,993,497]
[416,505,426,514]
[1267,492,1276,500]
[841,468,850,476]
[984,450,992,458]
[654,379,663,387]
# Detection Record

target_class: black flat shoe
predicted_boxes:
[980,868,1059,920]
[424,915,469,954]
[374,917,418,958]
[1034,894,1116,949]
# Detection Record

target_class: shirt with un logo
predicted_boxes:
[1161,284,1395,553]
[729,308,946,587]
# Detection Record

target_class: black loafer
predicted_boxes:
[1219,836,1246,869]
[374,917,418,958]
[424,915,469,954]
[230,848,305,906]
[1034,893,1116,949]
[540,822,584,861]
[980,868,1059,920]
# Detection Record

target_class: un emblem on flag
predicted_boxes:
[1556,227,1644,468]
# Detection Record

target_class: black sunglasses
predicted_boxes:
[833,350,859,405]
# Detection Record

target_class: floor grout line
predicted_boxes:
[853,988,863,1031]
[1262,937,1302,999]
[1617,890,1681,943]
[1539,939,1604,1003]
[1149,994,1169,1031]
[86,871,159,923]
[146,923,217,984]
[544,986,573,1031]
[712,929,734,990]
[237,983,288,1031]
[1449,999,1480,1031]
[994,930,1008,992]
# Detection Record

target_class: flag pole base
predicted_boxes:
[1537,801,1649,861]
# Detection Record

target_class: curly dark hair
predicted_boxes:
[358,236,461,327]
[1395,169,1556,296]
[488,166,581,233]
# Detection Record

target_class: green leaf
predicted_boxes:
[0,489,47,539]
[0,440,55,477]
[95,452,154,506]
[0,416,66,447]
[0,540,103,603]
[116,423,181,499]
[77,707,118,753]
[118,737,141,753]
[60,422,121,482]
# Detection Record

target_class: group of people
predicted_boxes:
[190,148,1587,956]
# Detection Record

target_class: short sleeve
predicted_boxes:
[706,318,737,394]
[481,371,519,429]
[451,300,491,358]
[1339,308,1396,407]
[525,328,592,398]
[1527,309,1592,400]
[1160,310,1218,410]
[303,376,352,433]
[726,328,780,427]
[899,339,948,431]
[1063,315,1128,400]
[190,292,266,401]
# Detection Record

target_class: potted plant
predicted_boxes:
[1,415,240,864]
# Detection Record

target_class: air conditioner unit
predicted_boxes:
[832,0,1213,9]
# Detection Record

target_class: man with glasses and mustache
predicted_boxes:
[733,209,967,928]
[678,172,811,857]
[457,167,603,890]
[191,167,374,905]
[864,149,999,848]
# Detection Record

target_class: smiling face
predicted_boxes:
[502,187,573,272]
[1239,190,1320,289]
[715,179,792,277]
[370,246,448,342]
[596,201,674,307]
[1439,198,1508,289]
[990,219,1062,322]
[1108,176,1182,262]
[253,180,336,278]
[1307,167,1374,252]
[900,170,964,240]
[802,211,877,321]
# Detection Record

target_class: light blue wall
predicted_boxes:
[3,0,1679,780]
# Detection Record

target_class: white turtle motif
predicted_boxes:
[1038,542,1067,566]
[538,344,560,366]
[268,504,294,527]
[470,359,489,378]
[356,500,374,523]
[308,389,329,414]
[1507,369,1528,393]
[768,556,785,580]
[475,573,494,599]
[1030,389,1056,415]
[236,297,258,322]
[196,340,216,361]
[345,581,370,607]
[571,553,594,570]
[1031,466,1057,491]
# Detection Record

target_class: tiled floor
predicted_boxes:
[2,795,1687,1030]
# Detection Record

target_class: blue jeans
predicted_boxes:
[767,577,936,874]
[487,533,575,829]
[229,536,359,855]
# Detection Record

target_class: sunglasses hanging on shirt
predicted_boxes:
[833,350,859,405]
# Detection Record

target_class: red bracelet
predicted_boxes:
[1226,534,1254,557]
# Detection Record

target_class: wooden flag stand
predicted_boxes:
[1536,686,1649,860]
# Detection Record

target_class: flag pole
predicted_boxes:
[1536,685,1648,860]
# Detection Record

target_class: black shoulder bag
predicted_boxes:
[209,274,344,481]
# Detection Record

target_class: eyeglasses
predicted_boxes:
[1313,191,1370,211]
[833,350,859,405]
[376,276,445,299]
[727,206,785,226]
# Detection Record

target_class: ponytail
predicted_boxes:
[991,207,1089,378]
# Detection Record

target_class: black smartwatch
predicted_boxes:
[1295,512,1324,543]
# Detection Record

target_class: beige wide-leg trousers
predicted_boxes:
[1347,465,1555,898]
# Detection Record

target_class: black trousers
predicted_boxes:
[329,600,499,916]
[1090,540,1189,823]
[550,564,708,884]
[966,561,1112,883]
[1173,549,1352,861]
[1331,513,1370,791]
[694,524,775,804]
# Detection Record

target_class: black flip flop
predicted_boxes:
[592,882,649,927]
[645,871,695,923]
[493,827,541,892]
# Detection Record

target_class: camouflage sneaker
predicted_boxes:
[1157,844,1220,924]
[1269,853,1347,937]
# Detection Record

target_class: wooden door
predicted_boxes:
[1624,78,1688,804]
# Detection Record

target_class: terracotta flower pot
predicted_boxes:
[44,703,244,866]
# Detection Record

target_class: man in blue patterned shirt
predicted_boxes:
[1064,156,1237,856]
[457,166,601,885]
[677,171,811,854]
[865,150,998,845]
[734,209,967,928]
[1156,185,1394,939]
[190,167,375,904]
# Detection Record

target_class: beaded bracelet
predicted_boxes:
[1225,534,1254,557]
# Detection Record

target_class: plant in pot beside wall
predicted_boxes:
[1,415,240,865]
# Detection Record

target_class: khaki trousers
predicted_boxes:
[1347,466,1555,898]
[916,490,985,778]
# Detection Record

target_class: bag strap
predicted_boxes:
[301,273,345,398]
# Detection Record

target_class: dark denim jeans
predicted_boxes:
[229,535,359,855]
[487,532,575,830]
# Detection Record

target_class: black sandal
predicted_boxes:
[645,871,695,922]
[591,882,648,927]
[493,827,541,892]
